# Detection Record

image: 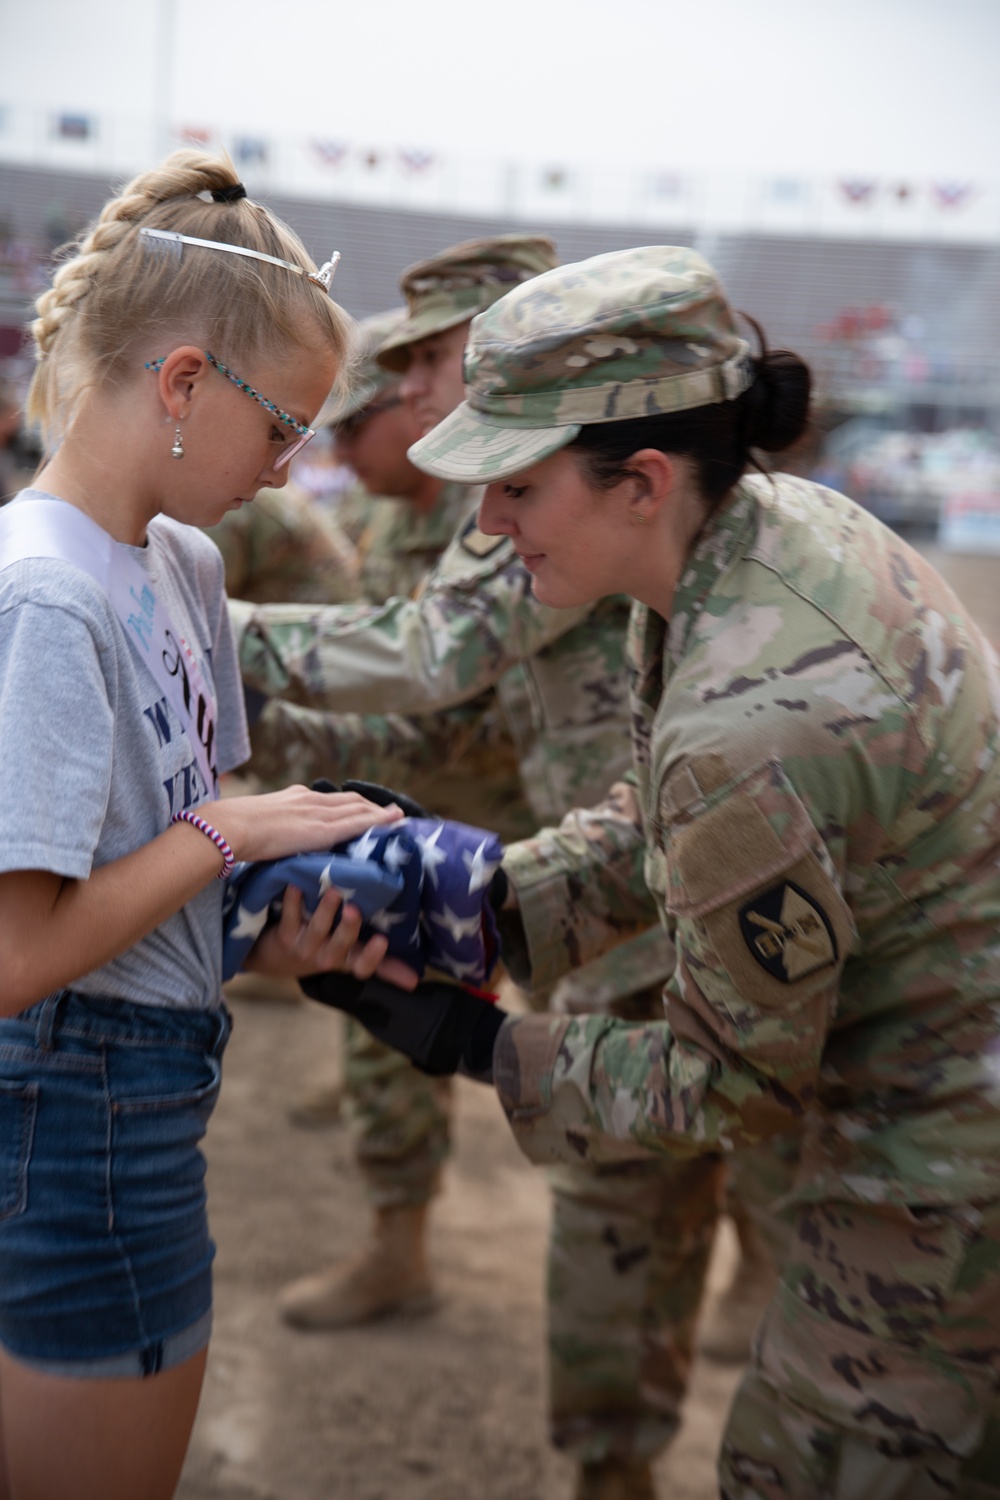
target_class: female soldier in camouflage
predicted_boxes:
[313,245,1000,1499]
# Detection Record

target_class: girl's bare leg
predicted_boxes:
[0,1343,207,1500]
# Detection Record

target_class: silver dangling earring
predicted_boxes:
[171,424,184,460]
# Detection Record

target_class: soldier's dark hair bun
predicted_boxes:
[740,319,811,454]
[570,314,812,508]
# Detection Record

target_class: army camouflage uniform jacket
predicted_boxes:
[233,510,634,825]
[355,483,471,603]
[209,484,362,605]
[496,473,1000,1215]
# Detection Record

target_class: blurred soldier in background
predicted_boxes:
[209,463,362,606]
[334,308,471,601]
[244,307,528,828]
[247,294,530,1344]
[232,235,788,1500]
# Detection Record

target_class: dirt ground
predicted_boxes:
[176,540,1000,1500]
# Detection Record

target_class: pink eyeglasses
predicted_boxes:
[145,351,316,469]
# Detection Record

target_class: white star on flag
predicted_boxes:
[415,823,448,888]
[430,902,483,944]
[463,838,499,895]
[446,955,483,982]
[369,907,411,934]
[348,827,381,861]
[318,862,355,904]
[382,837,412,874]
[227,903,270,943]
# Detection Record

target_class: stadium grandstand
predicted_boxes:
[3,159,1000,425]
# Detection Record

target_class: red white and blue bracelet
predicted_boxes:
[171,810,236,878]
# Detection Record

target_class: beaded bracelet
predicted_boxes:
[171,810,235,879]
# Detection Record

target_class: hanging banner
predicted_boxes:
[233,137,268,166]
[398,149,436,174]
[53,113,94,142]
[932,182,976,211]
[839,179,877,205]
[312,139,349,168]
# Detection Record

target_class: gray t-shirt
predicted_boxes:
[0,491,251,1009]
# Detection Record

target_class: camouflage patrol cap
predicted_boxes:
[334,307,407,422]
[408,246,754,484]
[376,234,559,373]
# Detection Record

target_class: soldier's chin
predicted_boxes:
[529,573,571,609]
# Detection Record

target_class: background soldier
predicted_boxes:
[209,470,361,607]
[266,293,532,1342]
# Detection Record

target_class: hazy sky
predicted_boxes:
[1,0,998,177]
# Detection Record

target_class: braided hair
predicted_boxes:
[28,150,354,450]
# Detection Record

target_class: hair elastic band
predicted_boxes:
[139,228,341,292]
[171,810,235,879]
[212,183,248,203]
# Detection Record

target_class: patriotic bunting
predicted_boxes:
[840,179,877,205]
[6,104,994,237]
[311,139,349,168]
[398,149,436,174]
[932,182,976,210]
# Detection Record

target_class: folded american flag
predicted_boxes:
[221,818,503,986]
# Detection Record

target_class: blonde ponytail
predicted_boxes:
[27,150,354,450]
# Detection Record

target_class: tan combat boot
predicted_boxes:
[697,1204,777,1364]
[575,1458,656,1500]
[277,1204,436,1329]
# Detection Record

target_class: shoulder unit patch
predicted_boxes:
[738,881,838,984]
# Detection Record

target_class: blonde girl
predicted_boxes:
[0,151,406,1500]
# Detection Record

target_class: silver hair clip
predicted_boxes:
[308,251,341,292]
[140,227,307,276]
[139,228,341,295]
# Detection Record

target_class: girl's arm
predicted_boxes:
[0,785,402,1014]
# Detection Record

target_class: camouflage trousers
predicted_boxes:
[718,1198,1000,1499]
[547,1121,799,1464]
[343,1017,451,1208]
[547,1150,724,1462]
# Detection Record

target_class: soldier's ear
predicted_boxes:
[622,449,676,522]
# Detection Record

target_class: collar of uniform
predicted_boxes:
[666,481,759,669]
[625,603,669,712]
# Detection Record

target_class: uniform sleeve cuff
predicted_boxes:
[499,845,580,992]
[493,1012,572,1121]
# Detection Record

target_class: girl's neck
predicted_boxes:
[35,442,156,548]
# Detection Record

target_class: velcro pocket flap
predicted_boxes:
[663,760,822,916]
[663,760,854,1010]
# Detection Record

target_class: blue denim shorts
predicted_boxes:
[0,989,230,1378]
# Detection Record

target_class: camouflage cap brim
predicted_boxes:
[408,402,581,484]
[331,370,399,423]
[376,306,478,373]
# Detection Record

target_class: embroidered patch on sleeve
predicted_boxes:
[738,881,838,984]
